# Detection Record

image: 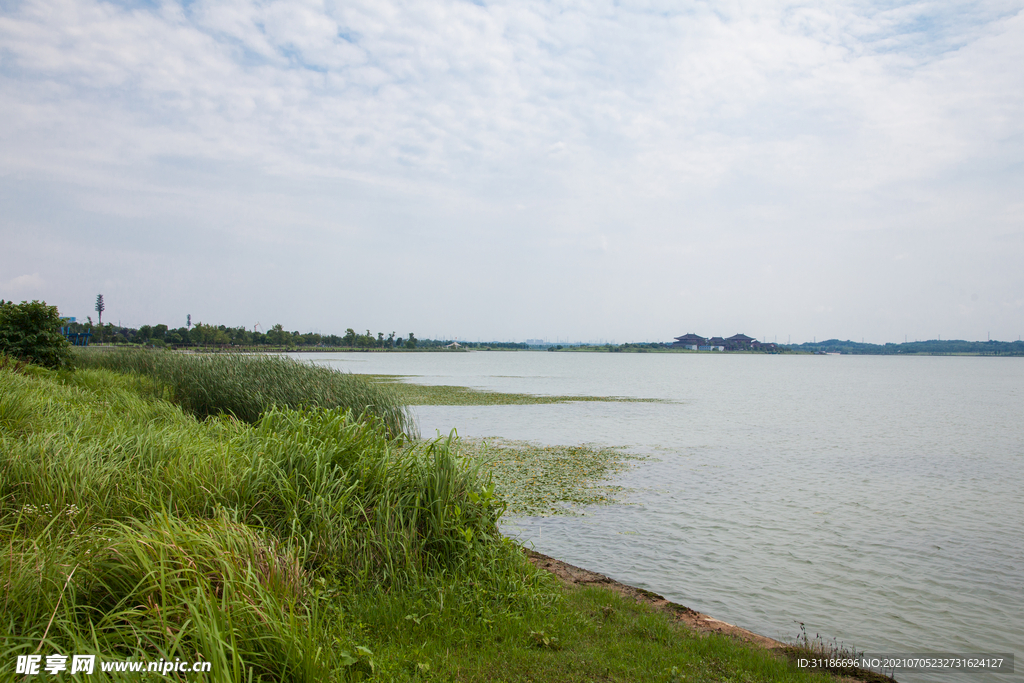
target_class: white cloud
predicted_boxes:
[0,0,1022,340]
[2,273,45,293]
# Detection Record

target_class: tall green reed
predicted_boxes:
[2,513,335,682]
[73,348,416,438]
[2,367,496,581]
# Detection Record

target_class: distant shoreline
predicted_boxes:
[86,342,1024,357]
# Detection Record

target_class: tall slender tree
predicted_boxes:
[95,294,105,326]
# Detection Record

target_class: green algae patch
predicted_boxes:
[363,374,662,406]
[457,437,645,517]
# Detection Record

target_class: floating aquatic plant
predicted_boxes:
[456,437,645,517]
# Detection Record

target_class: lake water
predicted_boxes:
[299,351,1022,682]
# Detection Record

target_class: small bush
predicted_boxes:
[0,300,72,369]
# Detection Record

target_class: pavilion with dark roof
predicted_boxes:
[672,333,707,349]
[671,332,760,350]
[725,333,756,348]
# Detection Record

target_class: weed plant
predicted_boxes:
[73,348,415,437]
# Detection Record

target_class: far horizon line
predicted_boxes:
[454,336,1022,346]
[50,314,1021,348]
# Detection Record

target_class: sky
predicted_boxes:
[1,0,1023,344]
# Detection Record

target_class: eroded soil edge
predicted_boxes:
[526,549,895,683]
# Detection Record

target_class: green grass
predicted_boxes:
[74,348,416,437]
[1,360,836,682]
[364,375,663,406]
[347,582,833,683]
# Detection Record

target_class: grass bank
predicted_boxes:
[2,359,834,682]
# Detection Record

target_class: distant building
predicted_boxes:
[671,333,707,350]
[669,332,762,351]
[725,333,756,350]
[675,333,706,344]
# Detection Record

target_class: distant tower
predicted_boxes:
[95,294,105,326]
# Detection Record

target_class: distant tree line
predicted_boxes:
[788,338,1024,355]
[58,318,528,350]
[584,342,672,352]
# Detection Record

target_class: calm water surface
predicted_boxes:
[300,352,1023,682]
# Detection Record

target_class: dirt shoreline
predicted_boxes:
[526,549,895,683]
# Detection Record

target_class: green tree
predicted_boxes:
[95,294,105,326]
[405,333,417,349]
[189,323,230,346]
[0,300,73,369]
[267,324,286,346]
[228,326,252,345]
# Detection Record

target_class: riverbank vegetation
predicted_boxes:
[1,352,838,682]
[73,348,414,437]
